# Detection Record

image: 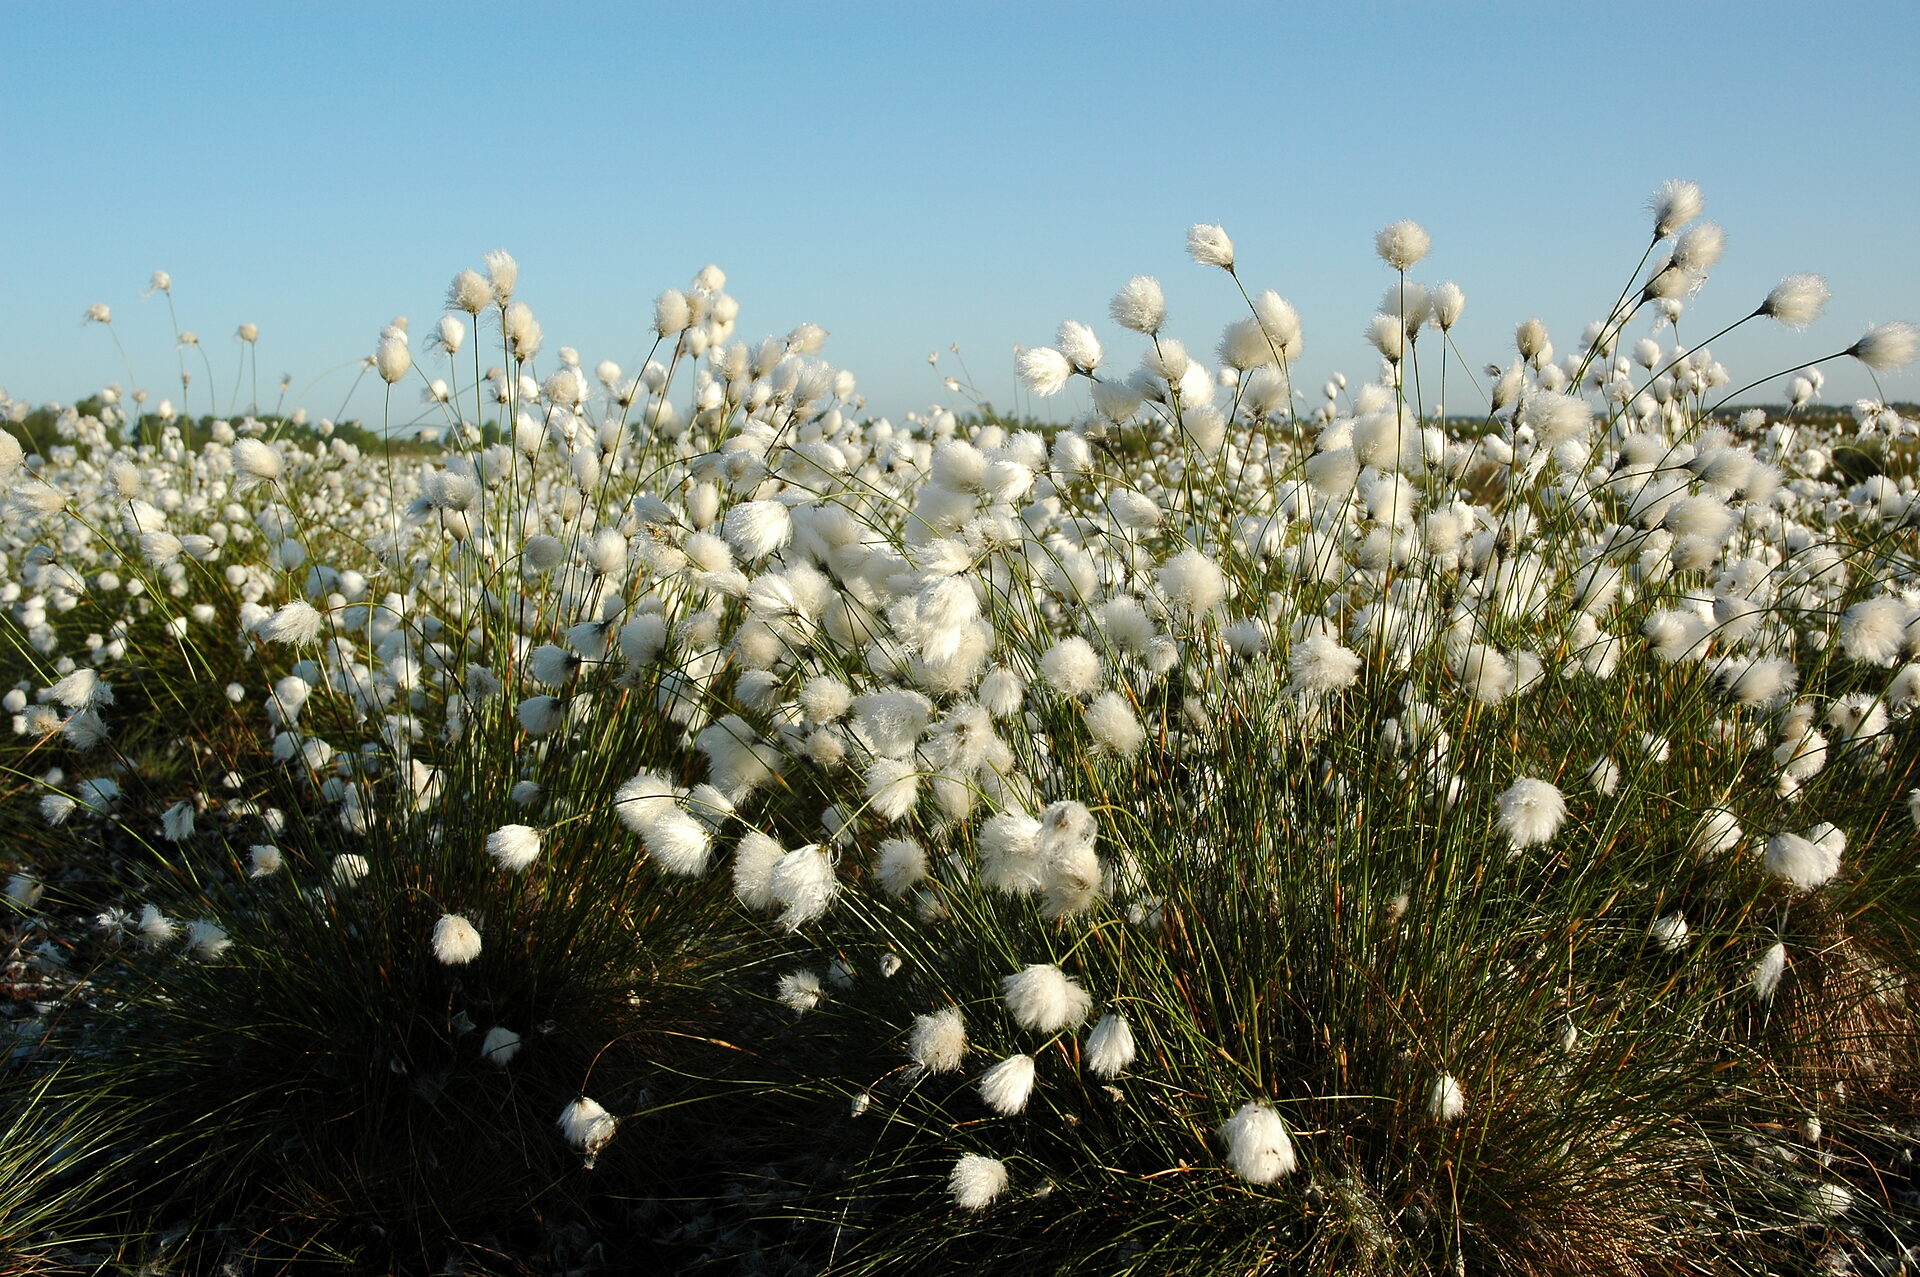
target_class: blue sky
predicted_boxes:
[6,2,1917,428]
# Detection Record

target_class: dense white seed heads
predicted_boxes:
[1083,1012,1136,1078]
[1847,321,1920,371]
[1758,274,1829,328]
[949,1154,1009,1210]
[909,1006,968,1072]
[557,1096,616,1166]
[1373,220,1431,271]
[1109,276,1166,335]
[487,824,541,872]
[1186,223,1235,270]
[1220,1102,1296,1183]
[432,914,482,965]
[978,1052,1037,1114]
[1497,778,1567,850]
[1001,963,1093,1034]
[1650,179,1704,239]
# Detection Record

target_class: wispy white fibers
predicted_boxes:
[978,1053,1037,1115]
[557,1096,616,1168]
[432,914,482,965]
[1083,1012,1136,1078]
[1497,778,1567,851]
[1220,1102,1296,1183]
[949,1154,1009,1210]
[1001,963,1093,1034]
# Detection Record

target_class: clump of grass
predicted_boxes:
[2,188,1917,1275]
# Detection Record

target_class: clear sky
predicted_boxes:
[5,2,1917,430]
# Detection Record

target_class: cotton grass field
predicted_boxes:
[3,182,1919,1275]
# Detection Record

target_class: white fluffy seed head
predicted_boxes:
[769,843,835,929]
[978,1053,1037,1115]
[1751,942,1788,1003]
[1428,1073,1466,1121]
[1186,223,1235,270]
[909,1006,967,1072]
[1157,547,1226,617]
[557,1096,616,1164]
[1109,275,1166,335]
[1650,179,1704,239]
[644,809,713,877]
[723,499,793,561]
[1040,636,1103,698]
[1497,777,1567,850]
[1764,830,1840,891]
[1018,346,1074,396]
[1848,321,1920,372]
[1082,690,1145,757]
[432,914,482,965]
[487,823,541,872]
[1083,1012,1137,1078]
[481,1025,521,1066]
[948,1154,1009,1210]
[731,829,784,910]
[1000,963,1092,1034]
[1373,220,1431,271]
[1758,274,1829,328]
[231,438,283,481]
[1220,1102,1296,1184]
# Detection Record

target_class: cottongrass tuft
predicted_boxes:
[909,1007,968,1073]
[1186,223,1235,270]
[480,1025,522,1066]
[948,1153,1010,1211]
[557,1096,617,1169]
[1219,1102,1296,1184]
[978,1053,1037,1115]
[1428,1073,1467,1122]
[769,843,836,930]
[1846,320,1920,371]
[1000,963,1093,1034]
[486,824,541,872]
[1757,273,1829,327]
[1373,219,1431,271]
[431,914,482,966]
[1082,1012,1136,1078]
[1751,943,1788,1003]
[1109,275,1166,335]
[1763,829,1841,892]
[778,970,826,1013]
[1496,777,1567,850]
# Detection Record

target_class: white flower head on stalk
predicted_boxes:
[1374,220,1431,271]
[978,1053,1037,1115]
[557,1096,616,1168]
[1220,1102,1296,1183]
[1429,1073,1466,1121]
[1109,276,1166,335]
[259,600,324,646]
[1847,321,1920,372]
[949,1154,1009,1210]
[1756,274,1829,328]
[1649,179,1704,239]
[487,824,541,872]
[1056,320,1102,374]
[1001,963,1092,1034]
[1187,223,1235,270]
[1018,346,1073,396]
[909,1006,967,1073]
[432,914,482,965]
[1498,778,1567,850]
[1083,1012,1136,1078]
[1751,943,1788,1003]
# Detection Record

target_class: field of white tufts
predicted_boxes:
[2,183,1919,1275]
